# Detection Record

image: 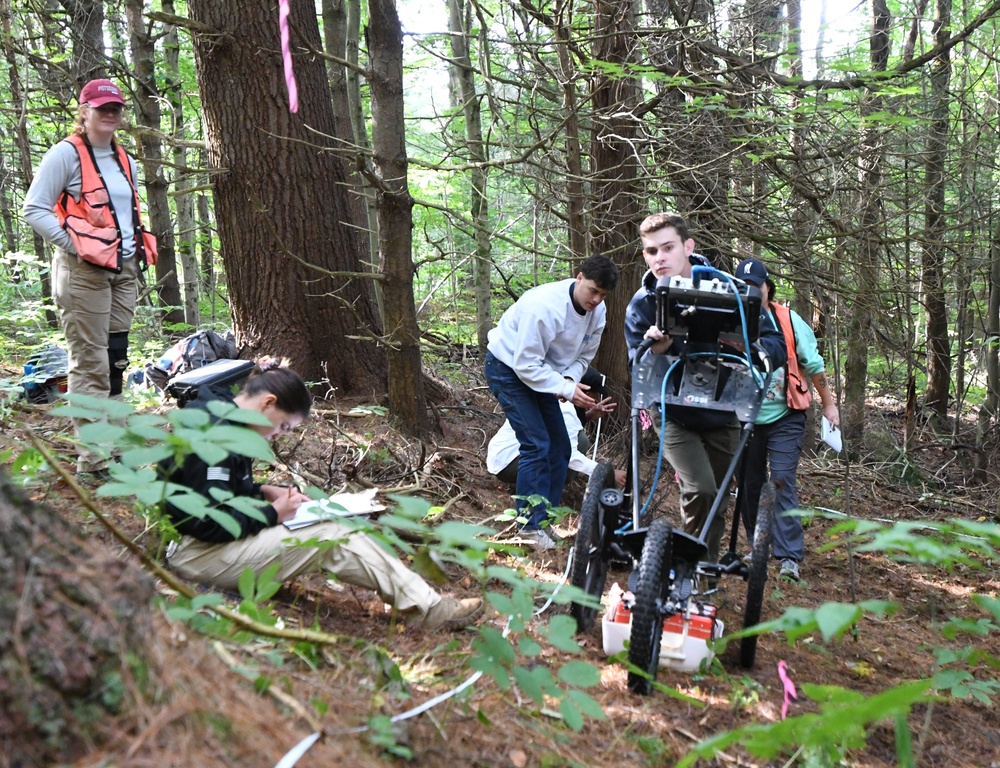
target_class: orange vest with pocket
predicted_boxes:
[53,134,157,273]
[770,302,812,410]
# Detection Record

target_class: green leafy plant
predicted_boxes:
[685,515,1000,764]
[495,495,575,530]
[366,714,414,760]
[633,734,674,766]
[51,395,613,737]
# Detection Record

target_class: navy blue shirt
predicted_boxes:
[624,258,787,429]
[158,387,277,543]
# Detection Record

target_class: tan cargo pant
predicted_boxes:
[661,417,740,564]
[168,520,443,618]
[51,250,137,471]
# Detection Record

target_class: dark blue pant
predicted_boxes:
[740,409,807,561]
[484,352,571,529]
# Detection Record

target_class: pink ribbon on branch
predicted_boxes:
[279,0,299,113]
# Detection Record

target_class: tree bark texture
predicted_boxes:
[842,0,890,451]
[320,0,376,283]
[644,0,733,268]
[197,183,216,297]
[1,0,57,326]
[975,214,1000,480]
[162,0,199,328]
[367,0,430,433]
[448,0,492,352]
[62,0,104,84]
[342,0,382,301]
[555,5,587,269]
[127,0,185,328]
[187,0,386,392]
[0,473,156,766]
[922,0,953,421]
[589,0,643,399]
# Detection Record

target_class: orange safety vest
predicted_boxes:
[53,134,157,273]
[770,302,812,411]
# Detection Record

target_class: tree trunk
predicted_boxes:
[0,472,156,765]
[344,0,381,306]
[975,214,1000,481]
[0,152,15,255]
[64,0,104,83]
[842,0,890,452]
[197,171,216,298]
[3,0,57,327]
[321,0,356,159]
[784,0,822,452]
[590,0,643,398]
[555,4,587,266]
[448,0,492,352]
[162,0,199,329]
[644,0,734,267]
[321,0,376,283]
[368,0,430,433]
[187,0,386,391]
[127,0,185,329]
[922,0,953,424]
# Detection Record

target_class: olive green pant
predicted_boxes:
[661,417,740,563]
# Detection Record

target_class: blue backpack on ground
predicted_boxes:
[21,346,69,403]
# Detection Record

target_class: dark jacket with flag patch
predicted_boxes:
[158,386,278,543]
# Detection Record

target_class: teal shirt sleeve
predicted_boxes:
[789,310,826,377]
[755,307,825,425]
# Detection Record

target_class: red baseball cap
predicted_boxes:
[79,79,125,108]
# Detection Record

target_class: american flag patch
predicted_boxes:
[206,467,230,482]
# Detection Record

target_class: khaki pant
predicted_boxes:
[662,417,740,563]
[52,250,137,470]
[168,520,443,618]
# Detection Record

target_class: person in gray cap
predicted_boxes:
[736,257,840,581]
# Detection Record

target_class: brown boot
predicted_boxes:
[421,596,484,630]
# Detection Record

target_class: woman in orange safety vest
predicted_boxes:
[23,78,156,477]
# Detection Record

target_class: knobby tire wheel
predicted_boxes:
[627,518,674,695]
[740,481,774,668]
[570,461,615,633]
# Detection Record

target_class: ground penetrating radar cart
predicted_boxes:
[570,265,777,694]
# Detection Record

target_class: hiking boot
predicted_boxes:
[779,559,800,581]
[422,596,484,630]
[521,528,558,551]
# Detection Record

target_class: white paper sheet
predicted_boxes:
[821,416,842,453]
[283,488,385,530]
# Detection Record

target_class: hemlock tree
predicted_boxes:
[921,0,953,424]
[843,0,890,450]
[185,0,386,392]
[367,0,430,434]
[126,0,184,329]
[447,0,492,352]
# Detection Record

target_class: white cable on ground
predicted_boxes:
[275,546,577,767]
